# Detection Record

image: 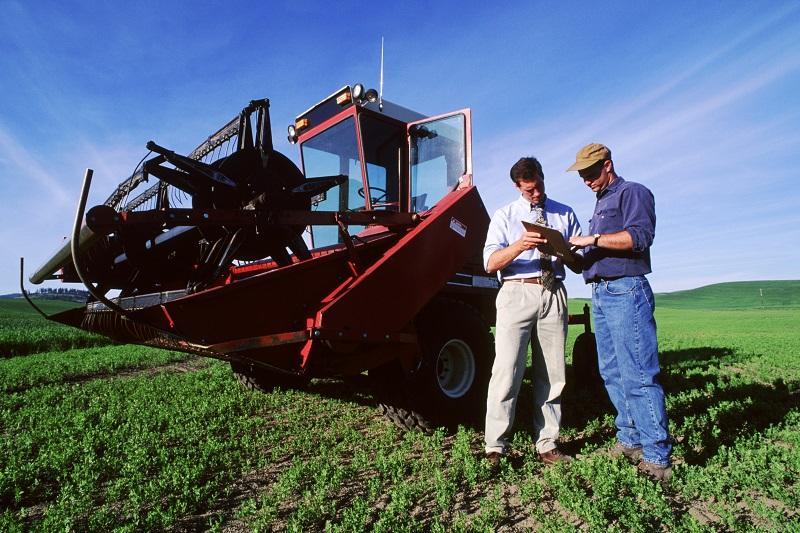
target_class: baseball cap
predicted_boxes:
[566,143,611,172]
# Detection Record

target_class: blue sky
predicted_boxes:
[1,1,798,298]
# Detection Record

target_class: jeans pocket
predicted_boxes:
[638,277,655,310]
[604,277,636,295]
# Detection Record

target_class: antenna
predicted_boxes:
[379,36,384,111]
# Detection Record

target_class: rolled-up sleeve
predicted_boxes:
[622,185,655,252]
[567,208,582,240]
[567,208,584,257]
[483,210,508,272]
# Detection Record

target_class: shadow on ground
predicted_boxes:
[511,346,799,464]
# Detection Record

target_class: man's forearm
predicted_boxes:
[570,229,634,251]
[596,230,634,251]
[486,244,524,274]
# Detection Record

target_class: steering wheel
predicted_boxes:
[357,186,387,205]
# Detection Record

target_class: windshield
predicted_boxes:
[360,114,403,211]
[300,117,365,248]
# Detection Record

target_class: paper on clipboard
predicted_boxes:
[521,220,576,260]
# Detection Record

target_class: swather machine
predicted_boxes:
[27,85,595,430]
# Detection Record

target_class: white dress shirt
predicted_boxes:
[483,195,582,282]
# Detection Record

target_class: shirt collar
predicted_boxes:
[597,176,625,199]
[516,193,548,210]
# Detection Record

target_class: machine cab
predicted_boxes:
[290,85,472,249]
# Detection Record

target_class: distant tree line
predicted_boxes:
[32,288,90,302]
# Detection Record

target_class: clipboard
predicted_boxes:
[521,220,583,271]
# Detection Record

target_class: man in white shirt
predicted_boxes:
[483,156,582,467]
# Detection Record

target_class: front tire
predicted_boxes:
[374,297,494,432]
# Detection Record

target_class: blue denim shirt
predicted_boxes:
[582,177,655,282]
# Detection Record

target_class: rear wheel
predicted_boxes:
[374,297,494,432]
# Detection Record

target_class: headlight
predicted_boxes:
[352,83,365,100]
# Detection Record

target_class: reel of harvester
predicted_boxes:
[25,98,348,357]
[31,99,342,297]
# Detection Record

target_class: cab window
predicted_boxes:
[301,118,365,248]
[360,115,403,211]
[409,114,466,212]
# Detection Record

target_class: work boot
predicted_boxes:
[539,447,573,465]
[637,460,673,482]
[609,442,643,464]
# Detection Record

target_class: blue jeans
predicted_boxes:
[592,275,671,466]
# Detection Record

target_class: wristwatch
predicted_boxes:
[593,233,601,246]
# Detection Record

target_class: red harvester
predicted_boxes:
[27,85,596,430]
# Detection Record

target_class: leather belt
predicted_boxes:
[588,275,622,284]
[504,277,542,285]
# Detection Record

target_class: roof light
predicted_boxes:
[335,90,352,105]
[287,124,297,144]
[352,83,365,100]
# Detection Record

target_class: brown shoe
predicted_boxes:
[637,460,672,482]
[486,452,503,468]
[539,447,574,465]
[609,442,643,464]
[485,452,504,470]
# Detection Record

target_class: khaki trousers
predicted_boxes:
[485,281,568,454]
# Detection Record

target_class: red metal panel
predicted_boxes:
[208,330,309,354]
[313,185,489,336]
[132,232,401,344]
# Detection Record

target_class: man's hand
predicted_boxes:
[517,231,547,251]
[486,231,548,274]
[569,235,595,249]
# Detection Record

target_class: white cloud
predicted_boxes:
[0,126,71,206]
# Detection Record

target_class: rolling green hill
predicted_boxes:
[655,280,800,309]
[0,298,83,316]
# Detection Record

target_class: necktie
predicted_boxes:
[532,203,556,292]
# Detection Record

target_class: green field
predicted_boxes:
[1,282,799,531]
[0,298,110,357]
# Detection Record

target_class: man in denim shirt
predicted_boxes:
[567,143,672,482]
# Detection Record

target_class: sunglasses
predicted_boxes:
[579,160,606,181]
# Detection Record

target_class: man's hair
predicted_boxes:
[510,157,544,184]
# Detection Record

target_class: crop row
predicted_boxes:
[0,345,195,393]
[1,303,798,530]
[1,364,277,531]
[3,367,798,530]
[0,300,109,357]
